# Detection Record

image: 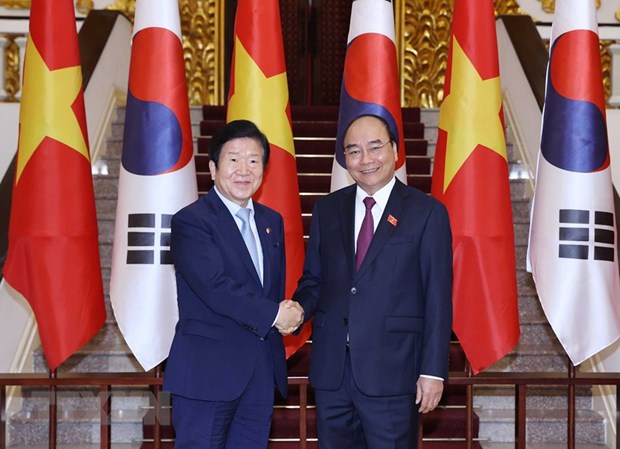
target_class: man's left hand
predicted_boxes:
[415,377,444,414]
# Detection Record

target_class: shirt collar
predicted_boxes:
[213,186,255,217]
[355,177,396,210]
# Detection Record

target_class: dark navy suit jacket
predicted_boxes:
[294,179,453,396]
[163,191,287,401]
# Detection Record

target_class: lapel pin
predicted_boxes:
[387,215,398,227]
[266,227,272,234]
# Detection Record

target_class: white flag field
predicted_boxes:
[527,0,620,365]
[110,0,198,371]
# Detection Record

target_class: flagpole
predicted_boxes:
[48,369,56,449]
[152,364,163,449]
[567,360,576,449]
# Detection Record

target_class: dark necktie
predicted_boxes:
[236,208,261,278]
[356,196,376,270]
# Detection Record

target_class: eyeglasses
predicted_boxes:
[343,140,391,160]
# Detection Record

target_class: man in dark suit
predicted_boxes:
[164,120,304,449]
[294,114,453,448]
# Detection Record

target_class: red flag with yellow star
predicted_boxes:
[431,0,519,374]
[227,0,310,357]
[3,0,105,371]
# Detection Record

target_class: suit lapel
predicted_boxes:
[208,192,262,287]
[339,186,357,276]
[254,206,272,293]
[355,180,406,278]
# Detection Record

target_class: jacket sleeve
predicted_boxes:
[293,202,322,322]
[419,201,454,380]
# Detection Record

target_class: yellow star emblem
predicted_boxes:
[227,37,295,157]
[438,37,507,193]
[15,37,89,184]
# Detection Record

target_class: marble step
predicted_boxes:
[9,408,145,445]
[477,408,604,444]
[473,385,592,410]
[481,443,606,449]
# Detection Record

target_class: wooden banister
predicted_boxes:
[2,370,620,449]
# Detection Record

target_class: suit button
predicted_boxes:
[342,318,348,325]
[351,287,357,294]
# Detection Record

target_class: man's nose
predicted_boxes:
[237,160,250,173]
[360,148,373,164]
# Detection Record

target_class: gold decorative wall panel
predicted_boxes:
[600,40,612,102]
[397,0,451,108]
[180,0,223,106]
[0,0,29,7]
[0,0,91,8]
[3,34,20,102]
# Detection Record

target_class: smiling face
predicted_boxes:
[343,115,398,195]
[209,137,264,207]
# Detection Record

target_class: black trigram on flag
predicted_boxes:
[558,209,615,262]
[126,213,173,265]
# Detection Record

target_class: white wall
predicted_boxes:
[517,0,620,24]
[0,102,19,179]
[595,108,620,369]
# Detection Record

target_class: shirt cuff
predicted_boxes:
[420,374,444,381]
[272,307,280,327]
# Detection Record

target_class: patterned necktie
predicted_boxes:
[236,208,261,277]
[356,196,376,270]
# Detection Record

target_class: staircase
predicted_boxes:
[4,105,608,448]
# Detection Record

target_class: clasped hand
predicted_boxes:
[275,300,304,336]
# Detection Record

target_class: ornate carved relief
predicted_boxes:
[4,34,20,101]
[0,0,94,8]
[399,0,451,108]
[0,0,30,7]
[600,40,612,102]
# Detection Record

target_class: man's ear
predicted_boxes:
[208,160,217,180]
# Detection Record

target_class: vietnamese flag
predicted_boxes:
[431,0,519,374]
[227,0,310,357]
[3,0,105,371]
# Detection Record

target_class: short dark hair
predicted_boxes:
[208,120,270,168]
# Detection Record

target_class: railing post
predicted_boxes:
[99,385,111,449]
[49,369,56,449]
[418,418,423,448]
[568,362,575,449]
[153,365,162,449]
[465,362,473,449]
[299,382,307,449]
[515,384,526,449]
[0,385,5,449]
[616,384,620,449]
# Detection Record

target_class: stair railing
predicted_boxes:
[2,367,620,449]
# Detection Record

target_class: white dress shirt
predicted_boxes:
[213,186,264,284]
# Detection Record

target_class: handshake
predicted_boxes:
[275,300,304,336]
